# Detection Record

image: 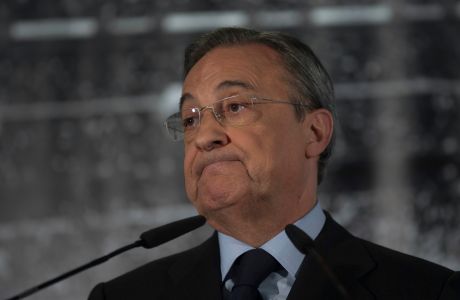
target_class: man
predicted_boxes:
[89,28,459,299]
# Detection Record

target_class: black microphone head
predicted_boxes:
[285,224,315,255]
[140,215,206,249]
[286,224,352,299]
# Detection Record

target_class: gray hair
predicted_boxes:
[183,27,335,184]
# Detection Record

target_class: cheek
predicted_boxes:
[237,134,273,180]
[249,128,299,178]
[183,149,197,194]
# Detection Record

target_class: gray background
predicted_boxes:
[1,1,459,299]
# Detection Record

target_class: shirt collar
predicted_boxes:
[218,202,326,280]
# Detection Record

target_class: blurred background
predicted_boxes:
[1,0,459,299]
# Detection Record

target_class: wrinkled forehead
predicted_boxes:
[180,44,286,109]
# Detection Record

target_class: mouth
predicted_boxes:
[195,153,242,176]
[201,160,240,175]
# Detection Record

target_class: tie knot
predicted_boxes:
[230,249,281,288]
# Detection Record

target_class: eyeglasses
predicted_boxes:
[163,94,311,141]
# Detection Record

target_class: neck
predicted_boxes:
[207,196,317,247]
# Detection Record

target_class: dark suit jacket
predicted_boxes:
[88,213,459,299]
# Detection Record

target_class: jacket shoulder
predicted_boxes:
[88,234,218,300]
[320,213,456,299]
[359,237,452,274]
[358,237,454,298]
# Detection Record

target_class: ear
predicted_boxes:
[303,109,334,158]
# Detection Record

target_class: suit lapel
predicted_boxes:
[168,233,223,300]
[287,213,376,300]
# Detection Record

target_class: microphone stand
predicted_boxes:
[5,241,142,300]
[4,215,206,300]
[285,224,352,300]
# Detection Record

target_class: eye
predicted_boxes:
[182,117,198,128]
[224,100,250,114]
[181,108,199,129]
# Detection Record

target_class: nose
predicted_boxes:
[193,109,229,151]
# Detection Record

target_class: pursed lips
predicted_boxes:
[194,153,242,176]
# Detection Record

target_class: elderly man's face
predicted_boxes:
[182,44,316,231]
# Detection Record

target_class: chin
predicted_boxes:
[195,195,232,214]
[193,188,243,215]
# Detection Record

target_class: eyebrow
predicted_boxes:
[216,80,254,91]
[180,80,255,108]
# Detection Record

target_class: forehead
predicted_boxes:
[181,44,288,107]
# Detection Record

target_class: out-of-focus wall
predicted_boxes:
[1,1,459,299]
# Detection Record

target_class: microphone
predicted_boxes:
[140,215,206,248]
[4,215,206,300]
[285,224,352,300]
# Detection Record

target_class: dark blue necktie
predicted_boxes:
[224,249,281,300]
